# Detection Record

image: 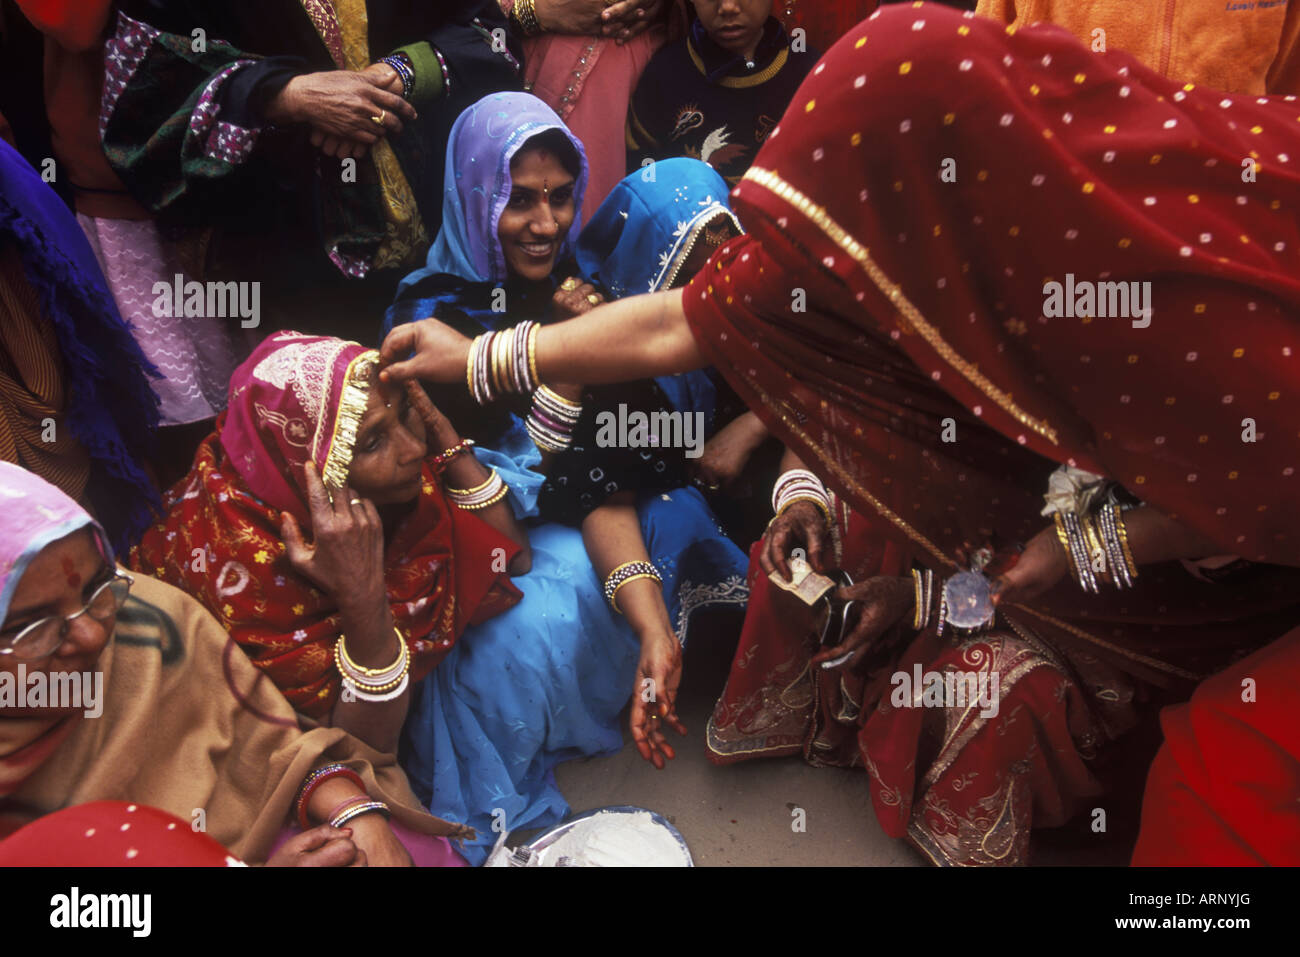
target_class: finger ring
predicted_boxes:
[370,109,386,126]
[586,293,601,305]
[349,498,363,506]
[560,277,580,291]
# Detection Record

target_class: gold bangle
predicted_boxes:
[336,627,407,678]
[490,329,510,396]
[911,569,925,630]
[446,472,498,498]
[466,334,479,399]
[1053,512,1081,586]
[339,659,410,694]
[536,383,582,410]
[1080,514,1110,584]
[610,573,662,615]
[606,560,647,581]
[334,638,410,693]
[777,495,832,528]
[526,323,540,392]
[455,483,509,510]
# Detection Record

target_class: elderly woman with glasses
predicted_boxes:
[0,461,472,866]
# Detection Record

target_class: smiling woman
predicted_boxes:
[0,462,469,866]
[497,129,582,281]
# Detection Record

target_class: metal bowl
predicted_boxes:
[523,805,694,866]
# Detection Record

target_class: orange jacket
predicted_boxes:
[976,0,1300,95]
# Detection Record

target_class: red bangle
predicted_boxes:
[295,765,366,830]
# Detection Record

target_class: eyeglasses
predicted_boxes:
[0,571,133,661]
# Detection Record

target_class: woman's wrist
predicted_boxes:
[304,775,367,827]
[264,76,304,124]
[336,602,397,666]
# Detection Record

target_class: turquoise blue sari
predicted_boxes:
[394,99,747,864]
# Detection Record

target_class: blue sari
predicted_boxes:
[575,158,743,430]
[392,95,745,864]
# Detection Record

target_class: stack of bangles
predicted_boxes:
[295,763,365,829]
[380,53,415,101]
[445,468,509,510]
[772,468,832,525]
[1053,501,1138,594]
[334,628,411,702]
[603,560,663,615]
[327,795,392,830]
[527,385,583,453]
[468,321,539,405]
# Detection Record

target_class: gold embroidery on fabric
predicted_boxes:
[1007,602,1202,681]
[760,397,954,568]
[299,0,346,67]
[688,42,790,88]
[335,0,427,268]
[743,166,1060,446]
[661,208,744,292]
[923,641,1048,787]
[320,351,379,493]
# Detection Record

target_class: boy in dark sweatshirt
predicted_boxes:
[627,0,820,185]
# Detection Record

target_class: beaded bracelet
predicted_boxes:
[603,560,663,614]
[296,764,367,830]
[432,46,451,96]
[433,438,475,472]
[330,800,391,829]
[381,53,415,101]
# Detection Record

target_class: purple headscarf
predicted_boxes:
[396,92,589,294]
[0,462,108,628]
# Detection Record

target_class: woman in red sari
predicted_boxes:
[132,332,526,752]
[381,2,1300,864]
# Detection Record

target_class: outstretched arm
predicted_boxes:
[379,289,705,390]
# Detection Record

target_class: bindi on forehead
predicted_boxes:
[61,556,81,590]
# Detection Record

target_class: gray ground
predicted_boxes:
[511,624,1131,866]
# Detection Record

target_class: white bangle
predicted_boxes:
[344,672,410,702]
[771,468,829,514]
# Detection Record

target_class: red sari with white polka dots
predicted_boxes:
[689,3,1300,863]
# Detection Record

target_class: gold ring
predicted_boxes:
[350,498,363,506]
[370,109,386,126]
[560,277,580,291]
[586,293,601,305]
